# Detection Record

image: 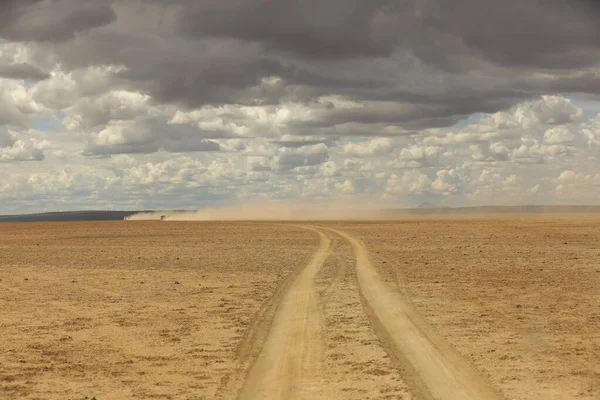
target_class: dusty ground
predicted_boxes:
[0,222,317,400]
[1,217,599,399]
[337,215,600,400]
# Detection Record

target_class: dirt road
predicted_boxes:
[238,229,331,399]
[329,228,503,400]
[236,226,503,400]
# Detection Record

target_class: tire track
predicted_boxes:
[313,230,414,399]
[215,248,313,400]
[238,228,331,400]
[318,236,348,305]
[324,227,505,400]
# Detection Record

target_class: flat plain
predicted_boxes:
[1,216,599,399]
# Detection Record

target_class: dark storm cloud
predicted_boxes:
[120,58,287,107]
[5,0,600,138]
[174,0,600,70]
[0,0,116,42]
[144,0,600,119]
[0,63,49,80]
[428,0,600,70]
[177,0,400,59]
[520,72,600,95]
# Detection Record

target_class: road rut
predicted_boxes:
[238,229,331,400]
[328,227,504,400]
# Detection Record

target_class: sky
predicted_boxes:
[1,0,600,214]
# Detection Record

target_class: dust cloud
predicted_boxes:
[124,201,387,221]
[123,203,600,221]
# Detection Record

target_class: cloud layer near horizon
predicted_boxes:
[1,0,600,213]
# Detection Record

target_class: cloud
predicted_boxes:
[0,62,49,80]
[343,138,393,157]
[0,138,50,162]
[431,169,468,195]
[0,0,117,42]
[385,170,432,195]
[173,0,600,73]
[2,0,593,130]
[336,179,355,194]
[62,90,155,131]
[0,80,34,127]
[511,139,575,164]
[2,1,600,212]
[82,119,222,156]
[274,143,330,171]
[30,66,127,111]
[581,114,600,145]
[413,1,600,71]
[554,168,600,202]
[0,127,16,147]
[543,126,576,145]
[177,0,401,59]
[470,143,510,162]
[424,96,584,145]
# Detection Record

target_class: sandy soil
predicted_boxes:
[336,216,600,400]
[1,217,599,399]
[0,222,317,400]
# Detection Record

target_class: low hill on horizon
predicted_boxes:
[0,210,138,223]
[416,201,443,209]
[384,204,600,215]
